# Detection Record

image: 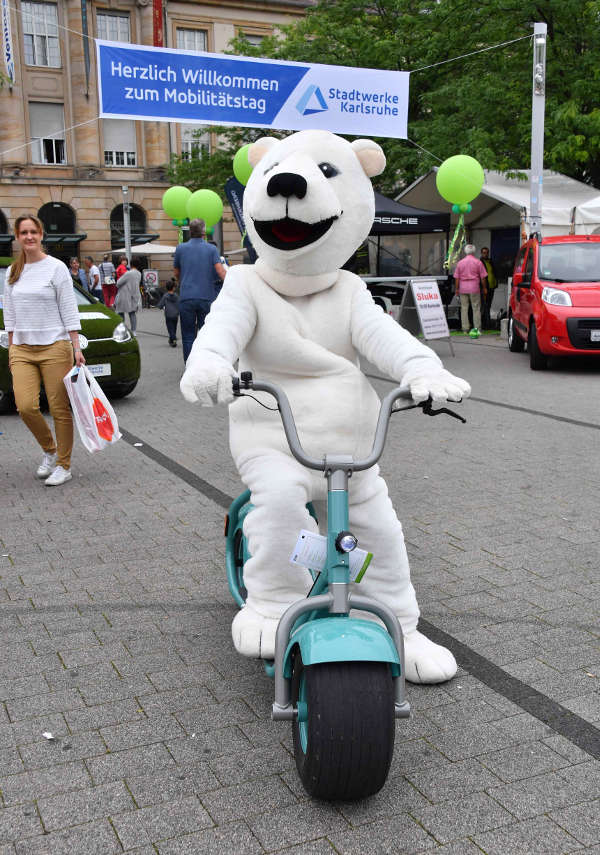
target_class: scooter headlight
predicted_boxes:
[541,287,572,307]
[112,322,131,342]
[336,531,358,553]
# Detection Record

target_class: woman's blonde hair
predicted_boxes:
[9,214,45,284]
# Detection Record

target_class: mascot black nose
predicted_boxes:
[267,172,307,200]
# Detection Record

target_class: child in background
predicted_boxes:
[157,279,180,347]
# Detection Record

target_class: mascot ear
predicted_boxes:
[351,139,386,177]
[248,137,279,167]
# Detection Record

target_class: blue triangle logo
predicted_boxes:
[296,85,328,116]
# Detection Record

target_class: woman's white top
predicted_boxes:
[3,256,81,345]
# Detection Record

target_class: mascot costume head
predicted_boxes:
[181,130,470,683]
[244,131,384,279]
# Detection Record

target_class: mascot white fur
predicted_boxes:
[181,130,470,683]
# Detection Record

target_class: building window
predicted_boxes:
[110,203,146,248]
[22,1,60,67]
[239,32,266,47]
[97,12,130,43]
[176,28,207,53]
[29,102,66,164]
[181,125,210,160]
[103,119,137,168]
[38,202,75,234]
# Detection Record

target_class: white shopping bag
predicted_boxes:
[63,365,122,453]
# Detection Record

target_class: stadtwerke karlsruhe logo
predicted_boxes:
[296,84,328,116]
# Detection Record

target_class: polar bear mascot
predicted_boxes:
[181,130,470,683]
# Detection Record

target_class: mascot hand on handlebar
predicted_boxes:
[180,130,470,683]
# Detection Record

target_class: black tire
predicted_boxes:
[233,528,248,603]
[528,320,548,370]
[291,653,395,800]
[104,380,138,399]
[508,314,525,352]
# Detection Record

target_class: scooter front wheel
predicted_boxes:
[291,651,395,800]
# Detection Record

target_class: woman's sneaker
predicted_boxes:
[36,452,57,479]
[44,466,72,487]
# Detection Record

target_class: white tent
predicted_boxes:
[112,242,177,255]
[397,169,600,237]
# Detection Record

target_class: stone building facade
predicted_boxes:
[0,0,309,276]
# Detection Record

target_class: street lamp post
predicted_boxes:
[122,184,132,264]
[529,22,547,240]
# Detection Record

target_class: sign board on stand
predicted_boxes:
[142,269,159,290]
[398,278,454,356]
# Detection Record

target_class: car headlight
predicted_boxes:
[0,330,8,349]
[78,334,89,350]
[542,287,572,307]
[112,322,131,343]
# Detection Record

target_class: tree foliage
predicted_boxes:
[169,0,600,195]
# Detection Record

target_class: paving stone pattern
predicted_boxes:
[0,310,598,853]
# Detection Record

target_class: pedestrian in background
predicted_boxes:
[116,255,128,281]
[69,257,89,292]
[173,218,226,361]
[99,253,117,307]
[114,255,142,335]
[156,279,180,347]
[3,214,85,486]
[84,256,103,303]
[454,244,488,337]
[480,246,497,329]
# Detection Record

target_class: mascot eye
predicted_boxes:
[318,162,339,178]
[263,161,279,175]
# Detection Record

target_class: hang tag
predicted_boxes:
[290,530,372,583]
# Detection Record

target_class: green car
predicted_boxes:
[0,268,141,414]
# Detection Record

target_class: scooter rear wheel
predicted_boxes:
[291,652,395,800]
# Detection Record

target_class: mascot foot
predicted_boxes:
[232,606,279,659]
[403,629,457,684]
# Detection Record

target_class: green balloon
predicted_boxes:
[186,189,223,227]
[436,155,484,205]
[162,186,192,219]
[233,144,253,185]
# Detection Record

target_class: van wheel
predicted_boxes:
[528,320,548,370]
[508,315,525,352]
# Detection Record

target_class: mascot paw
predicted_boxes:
[404,366,471,405]
[403,629,457,684]
[232,607,279,659]
[180,358,235,406]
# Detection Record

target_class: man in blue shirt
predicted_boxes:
[173,218,227,361]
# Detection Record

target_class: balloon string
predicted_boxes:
[444,215,466,270]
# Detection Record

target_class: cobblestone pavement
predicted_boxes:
[0,307,599,854]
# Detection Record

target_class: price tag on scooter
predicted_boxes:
[290,530,373,582]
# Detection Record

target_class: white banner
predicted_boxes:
[410,279,450,340]
[1,0,14,84]
[97,41,410,138]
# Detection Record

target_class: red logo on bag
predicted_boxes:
[93,398,114,441]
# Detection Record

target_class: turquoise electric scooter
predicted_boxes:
[225,371,465,800]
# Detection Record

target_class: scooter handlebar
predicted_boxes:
[232,373,414,472]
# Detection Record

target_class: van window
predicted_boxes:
[524,248,534,282]
[538,242,600,282]
[514,244,527,275]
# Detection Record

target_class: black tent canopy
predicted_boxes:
[371,191,449,235]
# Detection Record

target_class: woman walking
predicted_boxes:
[114,255,142,335]
[3,214,85,486]
[98,253,117,307]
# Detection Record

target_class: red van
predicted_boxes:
[508,235,600,369]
